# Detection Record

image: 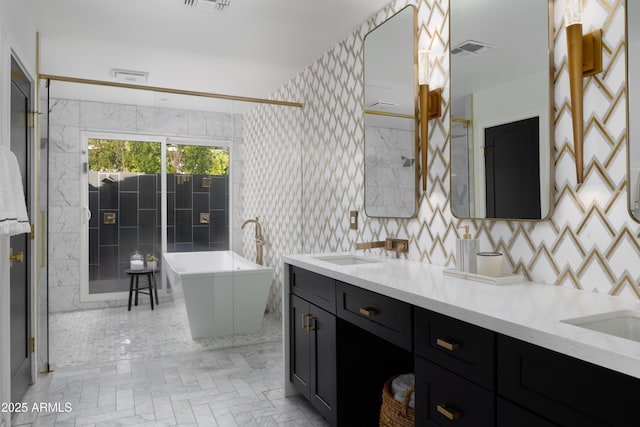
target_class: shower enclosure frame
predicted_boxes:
[79,131,234,304]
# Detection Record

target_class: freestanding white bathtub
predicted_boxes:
[163,250,273,339]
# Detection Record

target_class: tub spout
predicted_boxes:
[242,217,265,265]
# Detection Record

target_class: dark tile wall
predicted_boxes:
[88,172,229,293]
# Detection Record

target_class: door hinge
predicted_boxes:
[30,337,35,353]
[27,111,40,128]
[30,224,35,240]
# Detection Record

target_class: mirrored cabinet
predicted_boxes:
[627,1,640,221]
[450,0,554,220]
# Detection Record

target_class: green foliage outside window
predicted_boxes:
[88,139,229,176]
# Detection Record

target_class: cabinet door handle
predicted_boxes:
[307,316,316,331]
[436,338,460,351]
[436,403,460,421]
[359,307,377,317]
[302,313,311,331]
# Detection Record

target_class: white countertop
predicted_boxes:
[284,252,640,380]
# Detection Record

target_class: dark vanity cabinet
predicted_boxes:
[290,294,336,424]
[288,265,640,426]
[289,267,337,425]
[414,308,496,426]
[497,335,639,427]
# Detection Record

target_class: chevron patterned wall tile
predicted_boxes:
[245,0,639,318]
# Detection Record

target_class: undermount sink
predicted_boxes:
[562,310,640,343]
[313,255,381,266]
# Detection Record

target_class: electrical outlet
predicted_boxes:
[349,211,358,230]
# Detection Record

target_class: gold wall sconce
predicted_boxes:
[565,0,603,184]
[202,177,212,188]
[200,213,210,224]
[418,50,443,191]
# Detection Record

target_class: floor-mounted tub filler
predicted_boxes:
[163,250,273,339]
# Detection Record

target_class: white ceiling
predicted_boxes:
[24,0,390,96]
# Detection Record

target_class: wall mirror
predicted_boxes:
[450,0,553,220]
[628,2,640,220]
[363,5,418,218]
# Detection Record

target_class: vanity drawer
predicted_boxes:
[335,281,412,351]
[290,266,336,313]
[415,356,495,426]
[497,398,559,427]
[497,335,638,427]
[414,307,495,389]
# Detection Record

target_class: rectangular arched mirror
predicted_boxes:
[450,0,554,220]
[627,1,640,220]
[363,5,418,218]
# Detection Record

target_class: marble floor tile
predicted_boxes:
[15,342,330,427]
[12,290,332,426]
[49,296,281,369]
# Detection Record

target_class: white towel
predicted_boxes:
[0,145,31,236]
[391,373,415,409]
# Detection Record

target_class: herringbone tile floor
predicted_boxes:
[14,341,329,426]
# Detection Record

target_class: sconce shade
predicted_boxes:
[420,84,430,191]
[566,23,584,183]
[418,50,430,85]
[564,0,603,185]
[564,0,583,26]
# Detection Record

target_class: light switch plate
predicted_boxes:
[349,211,358,230]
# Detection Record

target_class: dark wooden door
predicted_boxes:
[309,304,336,425]
[10,56,31,403]
[484,117,541,219]
[290,295,310,395]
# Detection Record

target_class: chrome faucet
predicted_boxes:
[242,217,265,265]
[356,237,409,258]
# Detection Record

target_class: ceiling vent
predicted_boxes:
[112,69,149,84]
[184,0,231,11]
[451,40,494,56]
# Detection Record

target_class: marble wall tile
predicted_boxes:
[49,99,80,126]
[48,259,80,288]
[80,101,137,131]
[49,178,81,207]
[48,206,81,233]
[49,232,81,261]
[186,111,210,136]
[137,106,189,135]
[49,152,82,181]
[48,125,81,153]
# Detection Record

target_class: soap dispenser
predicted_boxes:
[456,225,479,273]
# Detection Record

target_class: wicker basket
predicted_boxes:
[379,375,415,426]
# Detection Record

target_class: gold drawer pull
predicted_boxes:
[302,313,311,330]
[437,403,460,421]
[359,307,377,317]
[301,314,316,332]
[307,316,316,331]
[436,338,460,351]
